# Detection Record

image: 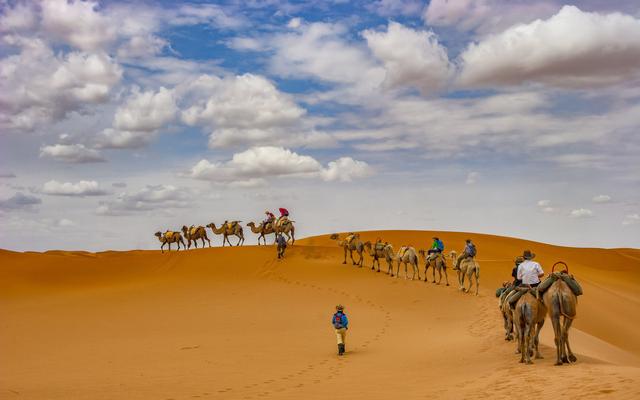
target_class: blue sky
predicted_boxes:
[1,0,639,251]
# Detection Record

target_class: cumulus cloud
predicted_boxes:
[458,6,640,88]
[622,214,640,226]
[592,194,612,203]
[369,0,424,17]
[363,22,452,95]
[114,87,177,132]
[0,192,41,210]
[0,37,122,130]
[41,180,108,197]
[40,144,106,163]
[96,184,192,216]
[569,208,594,218]
[536,199,555,213]
[186,146,371,185]
[537,200,551,207]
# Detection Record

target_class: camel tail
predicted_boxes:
[522,302,532,326]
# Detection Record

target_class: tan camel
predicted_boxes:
[247,221,275,245]
[207,221,245,246]
[543,278,578,365]
[513,291,546,364]
[457,257,480,295]
[274,218,295,245]
[154,231,185,253]
[449,250,458,265]
[396,246,420,280]
[498,283,515,341]
[333,233,364,267]
[418,250,449,285]
[364,241,394,274]
[181,225,211,249]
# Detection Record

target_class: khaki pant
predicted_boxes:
[335,328,347,345]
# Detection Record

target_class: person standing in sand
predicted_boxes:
[332,305,349,356]
[516,250,544,287]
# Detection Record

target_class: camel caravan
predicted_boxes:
[331,234,478,294]
[154,208,294,252]
[497,258,583,365]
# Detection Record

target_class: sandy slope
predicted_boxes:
[1,230,639,399]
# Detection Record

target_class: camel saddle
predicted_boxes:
[398,246,409,258]
[276,217,290,228]
[189,226,199,237]
[506,286,538,307]
[537,272,583,296]
[225,221,239,230]
[374,242,386,251]
[164,231,176,240]
[429,253,445,263]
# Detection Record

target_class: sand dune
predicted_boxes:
[1,230,639,399]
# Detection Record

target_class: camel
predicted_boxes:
[247,221,275,245]
[154,231,185,253]
[207,221,245,246]
[334,233,364,267]
[449,250,458,265]
[457,257,480,295]
[274,218,295,245]
[181,225,211,249]
[543,278,578,365]
[418,250,449,285]
[396,246,420,280]
[513,291,546,364]
[498,283,515,341]
[364,241,395,274]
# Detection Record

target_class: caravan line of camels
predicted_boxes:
[154,219,295,252]
[331,233,480,295]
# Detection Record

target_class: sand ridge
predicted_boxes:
[1,231,639,399]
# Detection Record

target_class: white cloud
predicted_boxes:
[369,0,424,17]
[0,1,37,32]
[458,6,640,88]
[569,208,594,218]
[0,192,41,210]
[186,146,371,185]
[592,194,612,203]
[542,207,555,213]
[537,199,551,207]
[96,184,191,216]
[226,37,263,51]
[0,37,122,130]
[40,144,106,163]
[114,87,177,132]
[363,22,452,95]
[287,17,302,29]
[320,157,373,182]
[465,171,479,184]
[56,218,75,227]
[41,180,108,197]
[622,214,640,226]
[41,0,117,51]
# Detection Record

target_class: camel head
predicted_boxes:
[247,222,255,227]
[154,231,162,238]
[181,225,188,234]
[206,222,216,230]
[329,233,339,240]
[418,249,426,257]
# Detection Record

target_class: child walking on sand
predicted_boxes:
[332,305,349,355]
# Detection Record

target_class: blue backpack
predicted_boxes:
[333,313,345,329]
[468,243,477,257]
[436,239,444,251]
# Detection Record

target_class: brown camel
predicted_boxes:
[457,257,480,295]
[419,250,450,285]
[364,241,395,274]
[154,231,185,253]
[513,291,546,364]
[396,246,420,280]
[207,221,245,246]
[181,225,211,249]
[334,233,364,267]
[498,283,515,341]
[247,221,275,245]
[449,250,458,265]
[543,278,578,365]
[274,217,295,245]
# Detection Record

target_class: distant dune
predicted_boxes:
[1,230,639,399]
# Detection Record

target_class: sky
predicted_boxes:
[1,0,639,251]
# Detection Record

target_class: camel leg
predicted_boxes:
[564,317,577,362]
[168,242,172,252]
[194,240,198,249]
[160,242,165,253]
[432,263,436,283]
[474,270,479,296]
[443,266,450,286]
[550,311,563,365]
[350,249,356,266]
[343,247,347,264]
[534,319,545,359]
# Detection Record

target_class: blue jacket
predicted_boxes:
[332,312,348,329]
[465,242,476,256]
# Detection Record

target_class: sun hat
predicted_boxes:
[523,250,536,260]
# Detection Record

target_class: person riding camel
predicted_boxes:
[276,207,290,228]
[262,211,275,230]
[454,239,476,270]
[512,256,524,286]
[516,250,544,287]
[427,237,444,261]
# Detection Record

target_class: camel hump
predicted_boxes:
[226,220,239,230]
[165,231,176,240]
[189,226,201,236]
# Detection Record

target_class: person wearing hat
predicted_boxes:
[331,304,349,356]
[512,256,524,286]
[455,239,477,270]
[427,237,444,256]
[516,250,544,287]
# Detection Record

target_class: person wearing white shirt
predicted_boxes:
[517,250,544,286]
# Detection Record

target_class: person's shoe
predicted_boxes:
[338,343,345,355]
